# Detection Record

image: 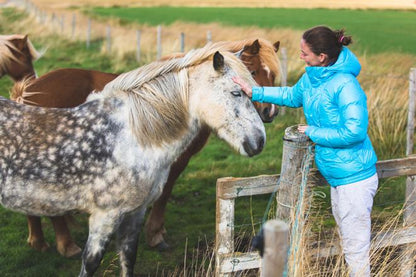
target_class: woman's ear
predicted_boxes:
[319,53,329,65]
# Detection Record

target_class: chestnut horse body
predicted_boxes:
[0,34,40,82]
[11,38,280,257]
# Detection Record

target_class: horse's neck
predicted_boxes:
[155,117,202,166]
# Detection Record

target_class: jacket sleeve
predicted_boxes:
[251,74,308,108]
[305,78,368,148]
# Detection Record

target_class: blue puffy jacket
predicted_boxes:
[252,47,377,187]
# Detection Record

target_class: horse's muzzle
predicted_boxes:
[243,133,265,157]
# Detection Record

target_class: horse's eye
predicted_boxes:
[231,90,241,97]
[251,71,256,76]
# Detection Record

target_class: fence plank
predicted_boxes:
[217,252,260,274]
[216,155,416,200]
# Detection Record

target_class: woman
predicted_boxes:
[233,26,378,276]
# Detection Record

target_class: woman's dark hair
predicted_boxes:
[302,26,352,65]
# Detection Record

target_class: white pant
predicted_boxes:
[331,173,378,277]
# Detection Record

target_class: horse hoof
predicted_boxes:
[156,241,170,252]
[27,239,50,252]
[58,242,82,258]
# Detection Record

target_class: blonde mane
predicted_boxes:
[102,43,249,147]
[0,34,41,74]
[161,39,280,80]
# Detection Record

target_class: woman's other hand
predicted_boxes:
[232,76,253,98]
[298,124,308,134]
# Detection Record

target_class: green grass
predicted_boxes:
[86,7,416,55]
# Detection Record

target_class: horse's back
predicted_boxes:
[16,68,118,108]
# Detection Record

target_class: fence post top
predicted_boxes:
[283,125,311,143]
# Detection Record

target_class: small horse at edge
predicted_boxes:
[0,34,40,81]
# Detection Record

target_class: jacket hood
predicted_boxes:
[305,47,361,87]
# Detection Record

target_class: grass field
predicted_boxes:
[25,0,416,9]
[1,4,416,276]
[85,7,416,55]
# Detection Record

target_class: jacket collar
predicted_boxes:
[305,47,361,87]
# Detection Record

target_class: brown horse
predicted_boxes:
[0,34,41,82]
[11,38,280,257]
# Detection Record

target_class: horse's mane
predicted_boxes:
[0,34,42,73]
[100,43,249,147]
[161,39,280,79]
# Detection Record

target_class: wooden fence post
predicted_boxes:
[136,30,141,62]
[71,14,76,40]
[106,25,111,53]
[180,32,185,53]
[86,18,91,49]
[402,67,416,277]
[276,125,314,221]
[207,30,212,43]
[215,178,235,277]
[157,25,162,60]
[261,220,289,277]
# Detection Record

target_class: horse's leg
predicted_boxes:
[145,127,211,249]
[117,208,146,277]
[79,211,120,277]
[27,215,49,252]
[50,215,82,258]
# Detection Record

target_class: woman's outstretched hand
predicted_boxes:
[232,76,253,98]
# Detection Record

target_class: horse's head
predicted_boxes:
[0,35,39,81]
[240,39,280,123]
[189,51,266,157]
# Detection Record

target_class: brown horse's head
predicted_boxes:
[239,39,280,123]
[0,34,41,82]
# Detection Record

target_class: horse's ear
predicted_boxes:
[244,39,260,55]
[23,34,28,43]
[273,41,280,53]
[213,51,224,71]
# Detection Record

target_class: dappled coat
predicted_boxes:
[251,47,377,186]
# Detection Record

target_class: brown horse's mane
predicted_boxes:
[98,43,251,148]
[0,34,41,73]
[161,39,280,79]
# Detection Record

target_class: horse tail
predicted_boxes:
[9,76,41,105]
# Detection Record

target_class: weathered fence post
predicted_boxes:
[402,67,416,277]
[275,125,314,220]
[86,18,91,49]
[207,30,212,43]
[157,25,162,60]
[106,25,111,53]
[215,179,235,277]
[60,15,64,33]
[136,30,141,62]
[71,14,76,40]
[180,32,185,53]
[261,220,289,277]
